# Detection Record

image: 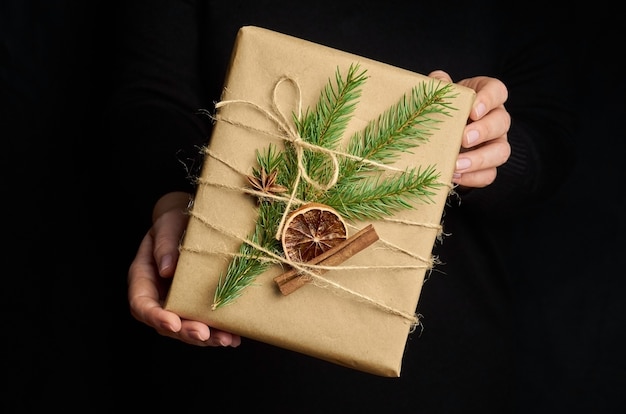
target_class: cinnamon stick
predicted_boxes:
[274,224,379,295]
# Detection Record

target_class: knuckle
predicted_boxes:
[485,168,497,185]
[497,139,512,164]
[429,70,451,81]
[501,110,512,132]
[497,81,509,103]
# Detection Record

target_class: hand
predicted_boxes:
[127,191,242,347]
[429,70,511,189]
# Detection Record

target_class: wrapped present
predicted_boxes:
[164,26,475,377]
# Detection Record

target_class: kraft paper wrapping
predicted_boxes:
[164,26,475,377]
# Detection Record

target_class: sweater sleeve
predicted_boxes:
[457,9,580,217]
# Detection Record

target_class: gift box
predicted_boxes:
[164,26,475,377]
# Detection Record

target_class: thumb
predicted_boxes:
[151,192,192,277]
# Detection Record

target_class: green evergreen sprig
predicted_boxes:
[212,63,458,309]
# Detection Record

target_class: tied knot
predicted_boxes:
[215,75,340,239]
[270,76,340,193]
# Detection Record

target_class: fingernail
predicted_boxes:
[191,331,208,342]
[159,254,173,273]
[475,102,486,118]
[160,322,176,332]
[466,130,479,145]
[456,158,471,170]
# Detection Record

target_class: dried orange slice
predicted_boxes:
[281,202,348,263]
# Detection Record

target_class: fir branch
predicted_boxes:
[256,201,286,248]
[341,80,457,181]
[321,165,443,221]
[254,144,284,177]
[212,199,284,309]
[213,146,286,309]
[288,64,368,195]
[295,63,368,148]
[212,231,269,309]
[211,64,459,309]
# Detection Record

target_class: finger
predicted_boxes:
[428,70,452,83]
[458,76,508,121]
[128,231,182,332]
[128,237,239,347]
[128,278,183,334]
[462,106,511,149]
[456,136,510,173]
[151,205,190,278]
[453,136,510,188]
[177,321,242,347]
[453,167,498,189]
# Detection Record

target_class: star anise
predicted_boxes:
[246,168,288,203]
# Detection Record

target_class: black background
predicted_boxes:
[2,1,624,412]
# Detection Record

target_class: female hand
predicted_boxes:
[429,70,511,189]
[127,191,242,347]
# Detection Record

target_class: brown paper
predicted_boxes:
[164,26,475,377]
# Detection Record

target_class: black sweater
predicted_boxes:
[103,1,580,412]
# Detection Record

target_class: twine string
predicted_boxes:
[213,76,412,239]
[186,210,420,325]
[196,75,447,326]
